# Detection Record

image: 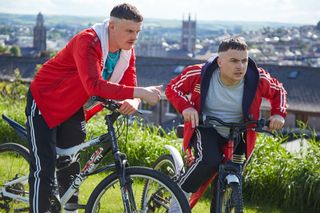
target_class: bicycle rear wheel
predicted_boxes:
[85,166,190,213]
[0,143,30,212]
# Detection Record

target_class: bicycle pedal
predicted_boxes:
[76,204,86,209]
[65,203,86,210]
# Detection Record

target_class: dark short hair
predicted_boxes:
[110,3,143,22]
[218,37,248,53]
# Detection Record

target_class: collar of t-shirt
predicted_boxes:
[102,50,121,80]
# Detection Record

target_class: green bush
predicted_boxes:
[0,95,27,146]
[84,113,181,167]
[244,135,320,212]
[1,81,320,212]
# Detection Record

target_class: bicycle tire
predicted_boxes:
[215,182,243,213]
[85,166,191,213]
[0,143,30,213]
[152,154,176,177]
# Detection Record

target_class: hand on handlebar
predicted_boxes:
[182,107,199,128]
[118,99,139,115]
[268,114,285,130]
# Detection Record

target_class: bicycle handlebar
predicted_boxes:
[90,96,121,112]
[91,96,143,115]
[200,115,274,136]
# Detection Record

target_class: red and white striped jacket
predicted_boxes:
[166,57,287,157]
[30,28,137,128]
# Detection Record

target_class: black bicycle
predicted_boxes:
[0,96,191,213]
[152,115,273,213]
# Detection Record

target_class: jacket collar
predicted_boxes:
[91,19,132,83]
[200,56,259,120]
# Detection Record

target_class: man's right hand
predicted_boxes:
[134,85,162,106]
[182,107,199,128]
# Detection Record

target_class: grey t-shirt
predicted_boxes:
[203,69,244,138]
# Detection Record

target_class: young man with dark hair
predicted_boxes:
[166,37,287,212]
[25,3,162,212]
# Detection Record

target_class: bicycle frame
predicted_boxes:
[1,98,136,212]
[0,175,29,203]
[165,116,271,209]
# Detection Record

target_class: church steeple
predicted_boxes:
[33,12,46,52]
[181,13,196,55]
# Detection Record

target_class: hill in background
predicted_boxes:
[0,12,302,31]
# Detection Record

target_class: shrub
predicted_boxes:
[1,81,319,212]
[243,135,320,212]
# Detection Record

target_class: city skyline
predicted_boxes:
[0,0,319,25]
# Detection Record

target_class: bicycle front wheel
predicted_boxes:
[215,182,243,213]
[152,154,176,178]
[85,166,191,213]
[0,143,30,212]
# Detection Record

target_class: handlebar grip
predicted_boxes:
[90,96,105,103]
[91,96,121,110]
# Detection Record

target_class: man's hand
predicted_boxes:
[269,114,285,130]
[134,85,162,106]
[118,99,140,115]
[182,107,199,128]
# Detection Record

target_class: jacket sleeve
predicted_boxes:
[165,65,202,114]
[258,68,287,118]
[73,33,135,100]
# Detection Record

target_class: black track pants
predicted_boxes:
[25,90,86,213]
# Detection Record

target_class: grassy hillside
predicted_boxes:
[0,80,319,212]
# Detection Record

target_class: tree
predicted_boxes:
[9,45,21,57]
[34,64,43,74]
[0,44,8,54]
[317,21,320,31]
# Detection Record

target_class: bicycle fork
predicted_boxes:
[115,151,137,213]
[215,162,242,213]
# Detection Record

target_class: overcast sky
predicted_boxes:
[0,0,319,24]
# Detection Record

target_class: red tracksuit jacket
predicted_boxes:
[30,28,137,128]
[166,57,287,157]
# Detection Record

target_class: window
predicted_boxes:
[288,71,299,79]
[167,102,178,114]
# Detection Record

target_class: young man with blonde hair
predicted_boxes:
[26,3,161,212]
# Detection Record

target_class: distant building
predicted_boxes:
[316,21,320,31]
[1,54,320,131]
[33,12,46,52]
[181,14,196,55]
[135,38,167,57]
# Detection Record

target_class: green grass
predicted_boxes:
[78,173,296,213]
[0,81,320,212]
[0,150,292,213]
[0,150,30,211]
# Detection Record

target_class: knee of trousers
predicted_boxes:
[30,165,55,181]
[200,155,221,172]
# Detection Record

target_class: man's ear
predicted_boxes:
[217,57,222,67]
[109,21,115,30]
